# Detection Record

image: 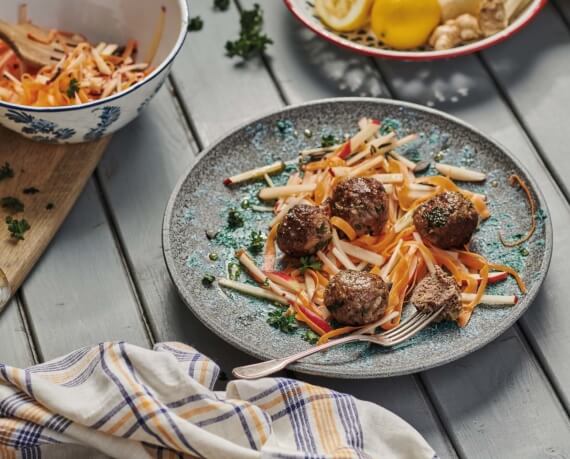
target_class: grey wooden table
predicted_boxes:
[2,2,570,458]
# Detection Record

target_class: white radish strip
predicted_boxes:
[355,261,368,271]
[236,251,268,284]
[461,293,517,305]
[408,255,419,282]
[251,205,275,212]
[389,150,416,170]
[317,251,340,275]
[332,229,358,268]
[264,173,275,187]
[383,184,394,194]
[346,134,396,166]
[259,184,316,200]
[91,48,112,75]
[337,239,386,266]
[394,209,414,233]
[265,272,303,293]
[270,196,302,227]
[407,190,433,201]
[318,305,332,320]
[102,43,119,56]
[413,233,436,274]
[300,144,344,157]
[330,167,350,177]
[218,279,288,305]
[395,134,419,148]
[435,163,486,182]
[305,272,316,301]
[371,173,404,184]
[470,272,508,282]
[354,311,400,336]
[358,117,370,130]
[347,121,381,155]
[332,247,358,270]
[408,183,435,191]
[225,161,284,185]
[380,239,403,280]
[348,154,386,178]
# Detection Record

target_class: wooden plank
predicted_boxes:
[0,297,35,367]
[0,129,109,310]
[97,87,256,374]
[481,5,570,199]
[228,2,457,456]
[170,0,283,146]
[21,179,150,361]
[474,5,570,409]
[376,54,570,457]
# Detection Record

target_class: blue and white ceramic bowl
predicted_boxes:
[0,0,189,143]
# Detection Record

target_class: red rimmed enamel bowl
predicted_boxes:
[284,0,547,61]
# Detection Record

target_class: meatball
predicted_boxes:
[277,205,332,257]
[413,191,478,249]
[324,270,389,326]
[411,266,461,322]
[330,177,389,237]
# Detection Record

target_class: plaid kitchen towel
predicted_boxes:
[0,342,436,459]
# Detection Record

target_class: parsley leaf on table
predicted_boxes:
[188,16,204,32]
[267,309,298,334]
[0,162,14,181]
[214,0,230,11]
[1,197,24,213]
[320,134,337,148]
[303,329,319,345]
[5,216,30,241]
[225,3,272,60]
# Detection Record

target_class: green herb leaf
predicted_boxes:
[0,162,14,181]
[66,78,80,98]
[249,230,265,253]
[320,134,337,148]
[5,216,30,241]
[23,187,40,195]
[225,3,272,60]
[267,309,298,334]
[214,0,230,11]
[380,118,399,136]
[302,329,319,345]
[188,16,204,32]
[46,203,55,210]
[1,196,24,213]
[299,256,322,274]
[228,208,244,228]
[202,274,216,286]
[228,262,242,281]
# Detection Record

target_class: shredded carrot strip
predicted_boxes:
[330,216,357,241]
[317,326,359,345]
[383,255,411,329]
[499,175,537,247]
[458,264,489,327]
[263,225,278,271]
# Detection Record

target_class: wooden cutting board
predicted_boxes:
[0,126,109,310]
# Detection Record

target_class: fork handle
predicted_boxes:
[232,334,368,379]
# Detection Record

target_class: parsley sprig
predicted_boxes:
[320,134,337,148]
[67,78,80,98]
[226,3,272,60]
[267,309,298,333]
[214,0,230,11]
[0,162,14,181]
[249,231,265,253]
[5,217,30,241]
[188,16,204,32]
[299,256,322,274]
[1,197,24,213]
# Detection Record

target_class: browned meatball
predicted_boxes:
[330,177,389,237]
[324,270,389,326]
[277,205,332,257]
[413,191,478,249]
[411,266,461,322]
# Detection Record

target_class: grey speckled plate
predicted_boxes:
[163,98,552,379]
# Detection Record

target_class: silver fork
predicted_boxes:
[232,305,445,379]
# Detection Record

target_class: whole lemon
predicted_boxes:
[371,0,441,50]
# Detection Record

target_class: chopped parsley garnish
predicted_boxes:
[46,203,55,210]
[241,198,250,209]
[228,262,242,281]
[227,208,244,228]
[267,309,298,334]
[188,16,204,32]
[1,197,24,213]
[0,162,14,181]
[276,120,288,133]
[202,274,216,286]
[209,252,219,261]
[425,207,450,228]
[299,256,322,274]
[66,78,80,98]
[303,329,319,344]
[380,118,399,135]
[23,187,40,195]
[320,134,337,148]
[214,0,230,11]
[249,231,265,253]
[5,216,30,241]
[225,3,273,60]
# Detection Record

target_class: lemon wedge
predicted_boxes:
[315,0,374,32]
[371,0,441,50]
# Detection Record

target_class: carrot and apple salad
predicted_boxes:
[218,118,530,345]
